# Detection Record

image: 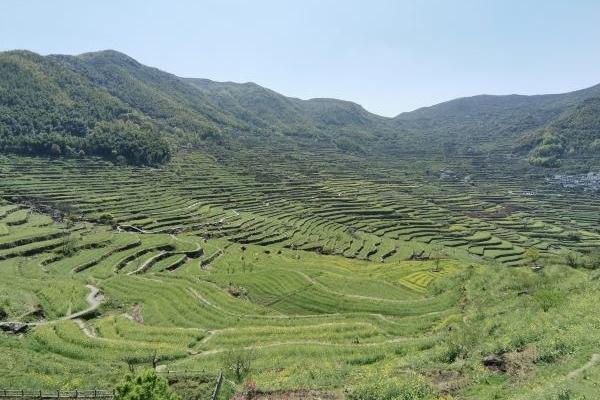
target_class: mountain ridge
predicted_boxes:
[1,49,600,167]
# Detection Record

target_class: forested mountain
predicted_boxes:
[518,96,600,166]
[392,85,600,156]
[1,49,599,166]
[0,50,171,165]
[185,77,391,152]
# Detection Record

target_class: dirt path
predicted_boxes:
[74,318,97,337]
[179,335,419,359]
[0,284,103,328]
[567,353,600,379]
[117,224,152,234]
[296,271,429,304]
[187,283,438,326]
[169,234,202,254]
[218,209,239,223]
[64,284,103,320]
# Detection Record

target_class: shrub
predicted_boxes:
[221,349,254,383]
[525,248,541,268]
[114,369,180,400]
[98,212,115,224]
[50,143,62,156]
[346,354,385,366]
[565,252,580,268]
[536,339,575,364]
[166,374,215,400]
[533,288,562,312]
[565,231,581,242]
[438,324,478,363]
[581,250,600,270]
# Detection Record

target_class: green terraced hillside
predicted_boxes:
[1,148,600,399]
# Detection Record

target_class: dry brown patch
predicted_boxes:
[504,347,537,380]
[425,369,468,394]
[131,303,144,324]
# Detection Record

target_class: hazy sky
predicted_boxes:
[2,0,600,116]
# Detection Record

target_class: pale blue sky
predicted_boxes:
[2,0,600,116]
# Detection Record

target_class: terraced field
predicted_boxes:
[1,152,599,397]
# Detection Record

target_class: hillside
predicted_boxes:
[392,85,600,156]
[1,49,600,167]
[519,97,600,167]
[185,77,391,152]
[3,49,600,400]
[1,149,600,399]
[0,50,171,165]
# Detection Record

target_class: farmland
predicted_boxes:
[1,149,600,399]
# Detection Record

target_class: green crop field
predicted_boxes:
[1,149,600,400]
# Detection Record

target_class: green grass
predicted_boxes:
[1,152,600,399]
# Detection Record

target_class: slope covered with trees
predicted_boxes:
[519,97,600,167]
[0,51,171,166]
[392,86,600,156]
[1,49,600,168]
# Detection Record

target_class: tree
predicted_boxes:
[221,349,254,383]
[50,143,61,156]
[114,369,180,400]
[565,252,579,268]
[525,248,541,269]
[431,246,445,272]
[98,212,115,225]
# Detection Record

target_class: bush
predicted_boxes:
[529,156,560,168]
[535,339,575,364]
[98,212,115,224]
[581,250,600,270]
[438,324,478,363]
[114,369,180,400]
[564,231,581,242]
[221,349,254,383]
[565,252,580,268]
[533,288,562,312]
[166,375,215,400]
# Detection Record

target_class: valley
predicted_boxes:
[1,149,600,399]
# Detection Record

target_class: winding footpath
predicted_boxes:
[0,284,103,329]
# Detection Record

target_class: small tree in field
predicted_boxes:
[221,349,254,383]
[525,248,541,269]
[431,246,445,272]
[565,252,579,268]
[114,369,180,400]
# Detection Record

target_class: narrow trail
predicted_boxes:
[218,209,239,224]
[64,284,104,320]
[74,318,97,337]
[128,251,167,275]
[187,284,445,325]
[195,321,397,347]
[179,335,421,360]
[0,284,103,328]
[295,271,431,304]
[116,224,152,234]
[169,234,201,252]
[567,353,600,379]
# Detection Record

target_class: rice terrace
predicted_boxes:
[2,2,600,400]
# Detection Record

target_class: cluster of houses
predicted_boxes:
[549,172,600,192]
